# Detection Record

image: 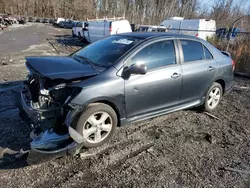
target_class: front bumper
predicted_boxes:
[16,88,85,155]
[15,91,83,159]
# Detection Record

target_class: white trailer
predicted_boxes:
[160,17,216,40]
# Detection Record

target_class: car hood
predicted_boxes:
[25,56,101,80]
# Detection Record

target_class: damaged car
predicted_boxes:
[17,33,234,158]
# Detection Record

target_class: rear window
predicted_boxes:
[203,46,213,60]
[73,36,142,67]
[181,40,205,62]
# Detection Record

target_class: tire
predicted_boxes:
[75,103,117,148]
[203,82,223,112]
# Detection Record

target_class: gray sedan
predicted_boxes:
[19,32,234,154]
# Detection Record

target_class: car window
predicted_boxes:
[203,45,213,60]
[181,40,205,62]
[73,36,142,67]
[128,40,176,70]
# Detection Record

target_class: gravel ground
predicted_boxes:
[0,23,83,82]
[0,24,250,188]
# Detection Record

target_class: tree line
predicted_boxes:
[0,0,249,28]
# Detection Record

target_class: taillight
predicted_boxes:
[109,25,112,32]
[232,60,236,71]
[195,33,199,37]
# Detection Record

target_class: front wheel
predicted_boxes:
[75,103,117,148]
[203,82,223,112]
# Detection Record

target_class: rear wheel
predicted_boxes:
[203,82,223,112]
[75,103,117,148]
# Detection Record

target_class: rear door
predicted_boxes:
[89,22,105,43]
[178,39,218,105]
[104,21,111,37]
[76,22,83,37]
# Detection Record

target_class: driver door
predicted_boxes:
[124,39,182,118]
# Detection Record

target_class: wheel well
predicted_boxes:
[215,79,225,94]
[91,100,121,127]
[70,101,121,129]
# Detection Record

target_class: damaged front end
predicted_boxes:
[17,66,85,158]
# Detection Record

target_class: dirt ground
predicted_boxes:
[0,24,250,188]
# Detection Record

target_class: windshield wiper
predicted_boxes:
[73,55,97,70]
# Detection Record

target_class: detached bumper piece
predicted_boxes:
[0,141,84,169]
[27,141,84,165]
[30,129,70,150]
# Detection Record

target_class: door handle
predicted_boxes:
[171,73,181,79]
[208,66,215,71]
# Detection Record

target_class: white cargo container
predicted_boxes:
[160,17,216,40]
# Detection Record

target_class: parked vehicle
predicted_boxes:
[42,18,49,23]
[18,32,234,157]
[53,17,65,26]
[17,16,26,24]
[63,20,74,29]
[216,27,245,41]
[58,21,66,28]
[160,17,216,40]
[49,19,54,24]
[57,17,65,24]
[28,17,35,22]
[130,24,136,32]
[35,18,41,23]
[72,21,85,38]
[84,17,132,43]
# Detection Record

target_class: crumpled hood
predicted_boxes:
[25,56,100,80]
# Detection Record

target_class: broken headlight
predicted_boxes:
[50,86,82,107]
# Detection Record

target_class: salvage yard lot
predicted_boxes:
[0,24,250,188]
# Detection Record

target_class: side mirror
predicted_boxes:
[129,63,147,75]
[122,62,147,79]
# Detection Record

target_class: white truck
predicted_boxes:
[160,17,216,40]
[83,17,132,43]
[56,17,65,25]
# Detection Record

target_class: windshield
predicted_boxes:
[72,35,142,67]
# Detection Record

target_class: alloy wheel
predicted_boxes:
[207,87,221,109]
[82,112,113,144]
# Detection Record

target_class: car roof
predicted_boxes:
[117,32,200,40]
